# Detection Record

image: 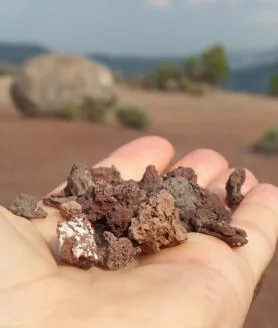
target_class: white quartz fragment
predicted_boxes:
[57,214,98,269]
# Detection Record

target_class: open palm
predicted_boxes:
[1,136,278,328]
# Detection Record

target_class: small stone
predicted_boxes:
[91,166,122,184]
[139,165,162,193]
[226,168,246,208]
[198,188,232,223]
[113,180,145,212]
[106,205,133,237]
[166,167,197,183]
[43,192,77,209]
[101,231,140,270]
[191,209,248,247]
[57,214,98,270]
[64,163,93,197]
[129,190,187,253]
[8,193,47,219]
[155,177,198,229]
[79,182,117,222]
[59,201,82,220]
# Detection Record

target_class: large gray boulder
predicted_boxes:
[10,52,116,116]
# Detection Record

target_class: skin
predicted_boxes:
[1,136,278,328]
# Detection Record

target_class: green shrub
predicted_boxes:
[269,75,278,97]
[148,63,182,90]
[179,78,191,92]
[186,82,205,96]
[180,80,205,96]
[59,98,108,123]
[116,105,150,130]
[0,64,15,77]
[252,128,278,155]
[60,102,81,120]
[184,57,202,81]
[82,97,108,123]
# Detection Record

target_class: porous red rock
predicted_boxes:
[129,190,187,253]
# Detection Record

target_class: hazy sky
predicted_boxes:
[0,0,277,55]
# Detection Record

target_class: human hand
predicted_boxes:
[1,136,278,328]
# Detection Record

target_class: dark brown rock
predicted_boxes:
[64,163,93,197]
[191,209,248,247]
[8,193,47,219]
[43,191,77,209]
[106,205,133,237]
[166,167,197,183]
[139,165,162,193]
[154,177,198,230]
[198,187,232,223]
[226,168,246,208]
[100,231,140,270]
[91,166,122,184]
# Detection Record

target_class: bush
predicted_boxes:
[148,63,182,90]
[269,75,278,97]
[0,64,15,77]
[182,81,206,96]
[59,97,108,123]
[252,128,278,155]
[116,105,150,130]
[60,102,81,120]
[82,97,108,123]
[184,57,203,81]
[187,83,205,96]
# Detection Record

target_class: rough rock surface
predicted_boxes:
[8,193,47,219]
[226,168,246,208]
[99,231,140,270]
[129,190,187,253]
[10,163,248,271]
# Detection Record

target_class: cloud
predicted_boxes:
[250,9,278,25]
[185,0,240,6]
[148,0,242,8]
[148,0,278,8]
[148,0,172,7]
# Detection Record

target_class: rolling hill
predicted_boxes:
[0,42,48,65]
[223,62,278,94]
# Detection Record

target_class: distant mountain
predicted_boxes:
[228,46,278,69]
[0,41,278,95]
[223,61,278,94]
[91,45,278,74]
[91,53,183,77]
[91,53,278,95]
[0,42,48,65]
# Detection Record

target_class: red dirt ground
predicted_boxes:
[1,79,278,327]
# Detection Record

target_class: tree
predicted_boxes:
[201,44,229,85]
[269,75,278,97]
[150,63,182,90]
[184,56,202,81]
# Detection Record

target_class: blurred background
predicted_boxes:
[0,1,278,326]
